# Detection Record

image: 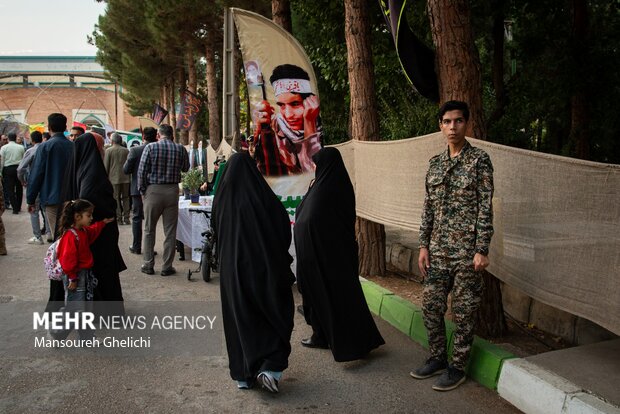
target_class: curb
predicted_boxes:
[497,359,620,414]
[361,279,516,390]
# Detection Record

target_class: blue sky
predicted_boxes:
[0,0,107,56]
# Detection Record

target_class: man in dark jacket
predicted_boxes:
[26,113,73,240]
[123,127,157,255]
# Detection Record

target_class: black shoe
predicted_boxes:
[410,358,448,379]
[301,337,329,349]
[161,267,176,276]
[432,366,466,391]
[129,246,141,255]
[141,265,154,275]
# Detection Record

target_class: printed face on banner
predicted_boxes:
[245,60,323,177]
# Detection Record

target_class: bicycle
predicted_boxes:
[187,209,218,282]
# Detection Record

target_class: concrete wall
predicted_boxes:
[0,86,140,131]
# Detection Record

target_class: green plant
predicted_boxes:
[181,168,203,194]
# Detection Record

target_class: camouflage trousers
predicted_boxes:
[422,257,483,370]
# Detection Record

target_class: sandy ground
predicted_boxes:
[0,207,519,413]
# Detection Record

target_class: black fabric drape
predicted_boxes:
[212,152,295,382]
[55,133,126,315]
[294,147,384,362]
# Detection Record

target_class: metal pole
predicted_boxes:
[222,8,236,144]
[114,82,119,129]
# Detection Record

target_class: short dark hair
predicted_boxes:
[143,127,157,143]
[48,113,67,133]
[158,124,174,139]
[42,132,51,140]
[270,64,310,83]
[111,132,123,145]
[71,126,85,135]
[438,100,470,122]
[30,131,43,144]
[7,133,17,141]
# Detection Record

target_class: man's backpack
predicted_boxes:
[43,229,79,281]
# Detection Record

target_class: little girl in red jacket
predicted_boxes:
[51,199,114,340]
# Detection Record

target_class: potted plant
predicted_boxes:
[181,168,204,204]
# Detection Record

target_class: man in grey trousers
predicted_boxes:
[137,124,189,276]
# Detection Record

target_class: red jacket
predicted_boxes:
[58,221,107,281]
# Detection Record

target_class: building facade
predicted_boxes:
[0,56,139,132]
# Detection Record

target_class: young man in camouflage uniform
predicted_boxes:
[410,100,494,391]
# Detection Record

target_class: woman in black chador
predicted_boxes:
[294,147,384,361]
[212,152,295,393]
[61,133,126,316]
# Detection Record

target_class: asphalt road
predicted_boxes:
[0,208,520,413]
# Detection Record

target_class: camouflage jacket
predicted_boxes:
[419,140,494,259]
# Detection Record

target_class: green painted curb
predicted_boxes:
[410,310,429,348]
[361,280,516,390]
[380,295,418,335]
[465,337,517,390]
[361,280,393,315]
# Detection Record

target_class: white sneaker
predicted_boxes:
[28,236,44,245]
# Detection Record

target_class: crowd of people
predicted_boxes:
[0,99,493,395]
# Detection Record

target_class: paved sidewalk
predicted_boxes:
[0,209,518,413]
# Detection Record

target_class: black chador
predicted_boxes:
[212,153,295,385]
[62,133,126,315]
[295,147,384,361]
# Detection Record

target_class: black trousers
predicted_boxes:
[131,195,144,250]
[2,165,22,213]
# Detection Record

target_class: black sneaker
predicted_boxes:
[410,358,448,379]
[141,265,155,275]
[432,366,466,391]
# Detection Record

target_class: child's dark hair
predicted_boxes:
[58,199,94,232]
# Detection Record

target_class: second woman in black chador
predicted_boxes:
[295,147,384,362]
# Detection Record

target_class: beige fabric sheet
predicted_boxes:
[335,133,620,334]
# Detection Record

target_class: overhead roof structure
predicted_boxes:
[0,56,112,89]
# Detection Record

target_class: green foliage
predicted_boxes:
[478,0,620,163]
[92,0,619,163]
[181,168,204,192]
[291,0,436,144]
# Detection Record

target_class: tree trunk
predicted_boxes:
[570,0,590,160]
[177,64,188,144]
[160,83,167,115]
[168,76,176,131]
[427,0,486,140]
[344,0,385,277]
[187,49,198,147]
[271,0,292,33]
[475,271,506,337]
[428,0,505,337]
[205,37,221,150]
[486,0,507,129]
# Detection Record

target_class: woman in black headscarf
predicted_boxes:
[294,147,384,362]
[61,133,126,315]
[212,152,295,393]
